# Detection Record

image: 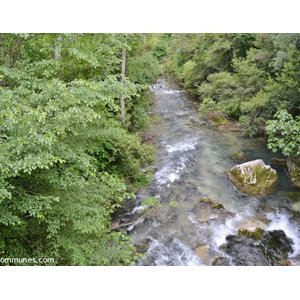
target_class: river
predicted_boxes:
[122,78,300,266]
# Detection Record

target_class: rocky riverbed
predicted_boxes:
[116,78,300,266]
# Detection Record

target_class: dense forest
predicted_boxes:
[165,34,300,140]
[0,33,162,265]
[1,33,300,266]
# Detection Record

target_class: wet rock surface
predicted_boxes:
[229,159,279,196]
[271,158,287,169]
[204,113,231,127]
[215,229,294,266]
[229,152,248,163]
[194,245,216,265]
[197,197,234,223]
[146,204,178,224]
[287,156,300,188]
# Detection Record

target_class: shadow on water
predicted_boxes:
[122,78,300,266]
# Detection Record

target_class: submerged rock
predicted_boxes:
[212,256,231,266]
[287,192,300,211]
[229,152,247,163]
[284,260,293,266]
[147,204,177,224]
[200,197,213,204]
[228,159,279,196]
[197,197,234,223]
[194,245,216,265]
[219,123,245,132]
[271,158,286,169]
[287,192,300,201]
[291,202,300,212]
[211,203,225,209]
[219,230,294,266]
[200,197,224,210]
[287,156,300,188]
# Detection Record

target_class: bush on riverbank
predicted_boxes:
[164,33,300,138]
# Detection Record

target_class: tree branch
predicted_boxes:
[111,210,149,230]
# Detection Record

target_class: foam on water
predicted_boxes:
[163,90,181,95]
[266,211,300,257]
[154,156,188,185]
[147,236,204,266]
[153,138,197,186]
[131,205,146,214]
[166,139,197,153]
[127,217,146,232]
[209,208,256,249]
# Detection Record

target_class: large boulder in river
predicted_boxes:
[215,229,294,266]
[287,156,300,188]
[228,159,278,196]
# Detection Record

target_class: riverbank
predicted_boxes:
[117,78,300,266]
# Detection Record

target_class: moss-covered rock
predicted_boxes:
[238,227,265,240]
[287,156,300,188]
[229,152,247,163]
[200,197,224,209]
[206,114,230,127]
[287,192,300,201]
[200,197,213,204]
[228,159,279,196]
[211,203,224,209]
[219,229,294,266]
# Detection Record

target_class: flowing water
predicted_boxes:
[122,78,300,266]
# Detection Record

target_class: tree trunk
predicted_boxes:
[120,49,126,123]
[9,36,24,67]
[0,34,5,64]
[55,34,62,61]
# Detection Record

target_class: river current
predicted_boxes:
[122,78,300,266]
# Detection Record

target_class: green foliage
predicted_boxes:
[266,110,300,156]
[168,201,179,208]
[127,52,161,85]
[0,33,160,265]
[128,90,152,133]
[165,33,300,137]
[141,197,160,208]
[152,38,168,61]
[272,33,300,71]
[182,61,197,89]
[198,98,219,115]
[198,71,239,102]
[232,33,255,58]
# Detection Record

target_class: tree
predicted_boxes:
[0,33,159,265]
[266,110,300,157]
[55,33,62,61]
[120,49,126,123]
